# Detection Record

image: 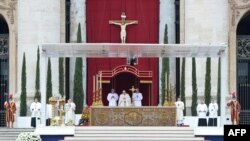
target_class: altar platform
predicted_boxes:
[90,106,176,126]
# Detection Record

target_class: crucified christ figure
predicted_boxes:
[109,12,138,44]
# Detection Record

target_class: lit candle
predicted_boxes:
[93,75,95,93]
[100,72,102,89]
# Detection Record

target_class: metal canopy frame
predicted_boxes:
[39,43,228,127]
[42,43,226,58]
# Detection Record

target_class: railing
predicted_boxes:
[0,111,6,127]
[240,110,250,125]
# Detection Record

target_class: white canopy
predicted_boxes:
[39,43,228,127]
[41,43,226,58]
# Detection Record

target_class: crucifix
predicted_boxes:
[109,12,138,44]
[129,85,137,93]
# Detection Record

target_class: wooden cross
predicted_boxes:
[109,12,138,44]
[129,85,137,93]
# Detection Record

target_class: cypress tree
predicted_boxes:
[217,58,221,116]
[204,58,211,106]
[46,58,52,103]
[180,58,186,115]
[59,58,64,97]
[73,23,84,114]
[191,58,198,116]
[35,47,41,101]
[20,53,27,116]
[161,24,170,105]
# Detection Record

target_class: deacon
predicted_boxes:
[4,93,16,128]
[118,90,131,107]
[175,97,185,126]
[196,99,208,126]
[107,89,119,107]
[30,97,41,128]
[132,88,143,107]
[208,98,218,126]
[227,91,241,125]
[64,99,76,125]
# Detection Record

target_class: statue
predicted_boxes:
[109,12,138,43]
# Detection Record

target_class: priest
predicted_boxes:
[118,90,131,107]
[132,88,143,107]
[196,99,208,126]
[175,97,185,126]
[30,97,41,128]
[208,98,218,126]
[64,99,76,125]
[107,89,119,107]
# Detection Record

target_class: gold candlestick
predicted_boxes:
[49,97,57,126]
[58,99,65,126]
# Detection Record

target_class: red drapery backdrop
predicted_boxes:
[86,0,159,105]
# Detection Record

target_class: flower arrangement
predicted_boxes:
[16,132,41,141]
[51,118,58,126]
[66,119,74,126]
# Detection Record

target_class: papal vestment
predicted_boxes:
[118,94,131,107]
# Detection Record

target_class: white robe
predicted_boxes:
[197,103,208,118]
[208,102,218,118]
[118,93,131,107]
[107,93,119,107]
[132,92,143,107]
[46,104,52,119]
[64,102,76,124]
[30,102,41,125]
[175,101,184,121]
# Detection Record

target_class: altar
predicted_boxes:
[90,106,176,126]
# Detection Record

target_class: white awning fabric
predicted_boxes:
[41,43,226,58]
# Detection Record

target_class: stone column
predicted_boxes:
[70,0,87,105]
[159,0,176,105]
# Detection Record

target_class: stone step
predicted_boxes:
[64,137,205,141]
[74,134,195,137]
[0,128,34,141]
[75,130,194,134]
[0,137,17,140]
[75,126,193,131]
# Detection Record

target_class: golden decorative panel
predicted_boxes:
[90,106,176,126]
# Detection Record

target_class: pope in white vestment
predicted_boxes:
[196,100,208,126]
[107,89,119,107]
[175,97,185,126]
[118,90,131,107]
[30,98,41,128]
[132,89,143,107]
[208,99,218,126]
[64,99,76,125]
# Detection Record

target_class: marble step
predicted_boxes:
[0,128,34,141]
[64,137,205,141]
[75,126,193,131]
[74,134,195,137]
[75,130,194,134]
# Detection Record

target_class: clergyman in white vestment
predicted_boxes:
[64,99,76,125]
[118,90,131,107]
[197,99,208,126]
[107,89,119,107]
[132,89,143,107]
[175,97,185,126]
[208,99,218,126]
[30,98,41,128]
